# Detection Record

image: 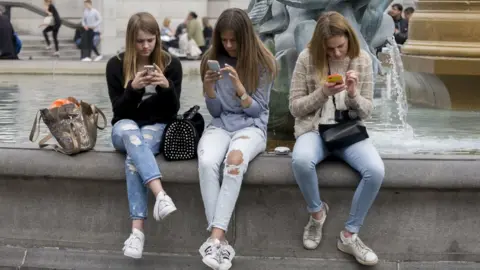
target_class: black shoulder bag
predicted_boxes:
[318,65,369,151]
[161,105,205,161]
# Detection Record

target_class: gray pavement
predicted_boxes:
[1,245,480,270]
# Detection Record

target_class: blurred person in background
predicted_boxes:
[161,17,174,37]
[80,0,103,61]
[186,11,205,53]
[388,3,408,45]
[40,0,61,56]
[202,17,213,49]
[404,7,415,22]
[0,5,18,59]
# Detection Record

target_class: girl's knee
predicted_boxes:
[363,162,385,187]
[292,149,317,172]
[225,150,245,176]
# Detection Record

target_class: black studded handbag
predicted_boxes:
[160,105,205,161]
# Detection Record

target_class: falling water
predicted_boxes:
[370,37,414,138]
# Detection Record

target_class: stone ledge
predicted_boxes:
[0,60,201,76]
[1,146,480,189]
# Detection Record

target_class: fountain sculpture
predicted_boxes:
[247,0,395,144]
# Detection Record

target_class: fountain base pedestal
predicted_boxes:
[401,0,480,110]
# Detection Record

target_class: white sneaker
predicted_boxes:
[219,241,235,270]
[199,238,221,270]
[337,231,378,266]
[303,202,329,250]
[153,191,177,221]
[94,55,103,61]
[45,45,52,50]
[53,51,60,57]
[123,228,145,259]
[81,57,92,62]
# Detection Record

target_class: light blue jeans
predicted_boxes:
[291,131,384,233]
[111,119,167,220]
[198,126,266,231]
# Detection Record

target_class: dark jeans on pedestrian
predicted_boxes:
[43,24,61,52]
[81,29,100,59]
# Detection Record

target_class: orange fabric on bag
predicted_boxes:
[49,97,80,109]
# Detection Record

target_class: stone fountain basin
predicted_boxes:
[1,145,480,266]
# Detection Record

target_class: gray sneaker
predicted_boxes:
[337,231,378,266]
[303,202,329,250]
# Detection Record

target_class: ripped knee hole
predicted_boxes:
[226,150,244,175]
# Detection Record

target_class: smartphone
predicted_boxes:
[274,146,291,155]
[207,60,221,72]
[144,65,155,75]
[327,74,343,84]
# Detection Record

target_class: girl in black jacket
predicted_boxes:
[106,12,182,260]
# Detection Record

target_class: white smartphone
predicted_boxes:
[274,146,291,155]
[207,60,221,72]
[144,65,155,75]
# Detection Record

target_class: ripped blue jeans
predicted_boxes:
[111,119,166,220]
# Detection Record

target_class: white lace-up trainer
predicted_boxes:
[123,228,145,259]
[303,202,329,250]
[199,238,221,269]
[153,191,177,221]
[219,240,235,270]
[337,231,378,266]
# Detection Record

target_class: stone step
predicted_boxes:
[19,49,79,57]
[4,246,478,270]
[0,147,479,264]
[18,35,75,46]
[21,43,79,50]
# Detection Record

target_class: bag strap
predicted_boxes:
[328,59,353,110]
[183,105,200,120]
[29,110,42,142]
[91,105,107,130]
[327,64,338,109]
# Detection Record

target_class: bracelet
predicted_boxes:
[240,93,248,101]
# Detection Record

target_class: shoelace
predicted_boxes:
[353,237,372,257]
[305,220,320,241]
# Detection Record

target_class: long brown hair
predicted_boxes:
[200,8,276,93]
[122,12,170,87]
[309,11,360,82]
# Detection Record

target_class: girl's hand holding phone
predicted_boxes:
[204,63,223,96]
[150,63,169,88]
[131,69,151,90]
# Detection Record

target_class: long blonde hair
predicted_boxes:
[200,8,276,93]
[309,11,360,82]
[123,12,171,88]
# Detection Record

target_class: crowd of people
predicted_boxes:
[160,11,213,59]
[105,6,385,270]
